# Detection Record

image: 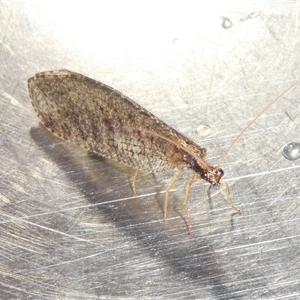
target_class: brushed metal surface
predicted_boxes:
[1,2,300,299]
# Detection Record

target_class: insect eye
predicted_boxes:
[219,168,224,178]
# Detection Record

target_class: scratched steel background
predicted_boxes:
[1,1,300,299]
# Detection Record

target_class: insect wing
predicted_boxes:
[28,70,201,172]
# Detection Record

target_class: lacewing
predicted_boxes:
[28,70,295,233]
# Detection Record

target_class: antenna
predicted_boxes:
[217,84,296,166]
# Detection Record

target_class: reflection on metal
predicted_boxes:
[240,12,261,22]
[282,142,300,161]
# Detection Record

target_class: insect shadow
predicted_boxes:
[30,125,246,298]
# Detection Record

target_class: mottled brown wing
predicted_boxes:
[28,70,206,173]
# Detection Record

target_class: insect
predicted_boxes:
[28,70,295,233]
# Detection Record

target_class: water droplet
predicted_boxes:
[195,125,211,136]
[220,16,233,29]
[282,142,300,160]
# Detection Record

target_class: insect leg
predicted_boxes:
[220,180,241,213]
[184,173,198,234]
[163,171,180,221]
